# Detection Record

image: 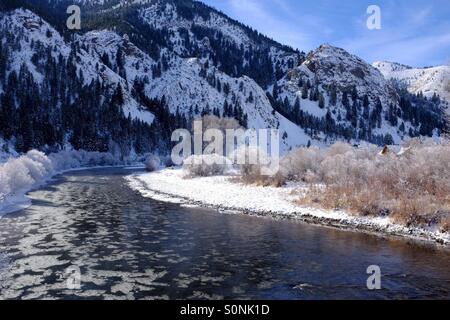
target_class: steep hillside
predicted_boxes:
[0,8,160,155]
[0,9,153,123]
[373,61,450,113]
[273,45,446,144]
[78,28,311,151]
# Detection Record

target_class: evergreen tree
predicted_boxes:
[272,82,278,101]
[384,133,394,145]
[329,83,337,106]
[301,82,308,99]
[293,97,301,120]
[318,93,325,109]
[342,91,349,108]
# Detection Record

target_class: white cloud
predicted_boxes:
[408,5,434,26]
[336,3,450,66]
[339,32,450,66]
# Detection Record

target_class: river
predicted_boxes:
[0,168,449,299]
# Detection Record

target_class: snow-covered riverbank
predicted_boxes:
[127,168,450,246]
[0,149,144,216]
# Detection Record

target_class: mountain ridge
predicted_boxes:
[373,60,450,112]
[0,0,447,157]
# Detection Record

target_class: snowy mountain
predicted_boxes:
[299,45,398,104]
[0,0,448,158]
[0,9,154,123]
[373,61,450,112]
[273,44,446,144]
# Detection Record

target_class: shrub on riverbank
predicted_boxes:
[230,146,286,186]
[145,155,161,172]
[183,154,233,177]
[48,150,118,171]
[0,150,120,204]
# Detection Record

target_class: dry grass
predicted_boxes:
[241,165,286,187]
[234,146,287,187]
[291,139,450,231]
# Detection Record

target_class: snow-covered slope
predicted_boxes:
[137,0,301,80]
[307,45,397,103]
[0,9,154,124]
[80,29,278,129]
[373,61,450,106]
[275,45,425,144]
[279,44,399,106]
[79,30,310,151]
[372,61,412,74]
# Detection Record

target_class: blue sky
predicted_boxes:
[202,0,450,67]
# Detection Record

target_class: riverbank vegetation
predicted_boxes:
[180,139,450,232]
[289,140,450,231]
[0,150,123,208]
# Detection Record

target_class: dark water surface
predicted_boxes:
[0,168,449,300]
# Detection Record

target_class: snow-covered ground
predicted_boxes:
[127,168,450,245]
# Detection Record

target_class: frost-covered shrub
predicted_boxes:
[48,150,82,171]
[1,157,35,193]
[20,157,50,182]
[0,149,121,202]
[145,155,161,172]
[324,141,353,157]
[26,150,54,174]
[279,142,361,183]
[48,150,118,171]
[0,151,56,198]
[296,140,450,230]
[0,170,10,199]
[82,151,117,167]
[280,146,324,182]
[102,153,117,166]
[183,154,232,177]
